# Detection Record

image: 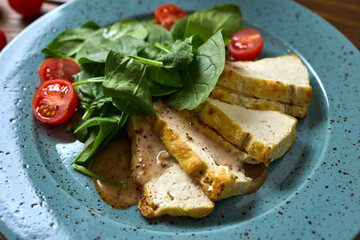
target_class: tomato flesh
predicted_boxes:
[8,0,44,17]
[228,28,264,61]
[39,58,80,83]
[32,79,78,125]
[155,4,187,30]
[0,28,7,51]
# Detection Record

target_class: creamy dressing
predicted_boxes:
[128,116,176,186]
[90,138,139,209]
[90,113,267,211]
[155,103,247,177]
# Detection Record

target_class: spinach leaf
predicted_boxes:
[75,62,105,81]
[156,38,193,70]
[148,79,178,97]
[110,97,151,116]
[104,19,148,40]
[42,21,101,58]
[166,29,225,110]
[143,23,174,44]
[184,4,242,42]
[189,34,206,50]
[74,64,105,108]
[71,63,107,140]
[70,110,89,142]
[76,35,146,64]
[77,52,109,64]
[81,21,101,29]
[102,51,156,117]
[73,113,128,167]
[75,80,104,106]
[74,62,124,122]
[74,129,98,167]
[83,96,113,120]
[138,44,161,60]
[170,16,189,40]
[146,67,182,88]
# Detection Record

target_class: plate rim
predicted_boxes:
[0,0,359,239]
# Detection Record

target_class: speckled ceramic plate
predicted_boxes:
[0,0,359,239]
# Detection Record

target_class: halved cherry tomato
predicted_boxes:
[8,0,44,17]
[32,79,78,125]
[155,4,187,30]
[0,28,7,51]
[227,28,264,61]
[39,58,80,83]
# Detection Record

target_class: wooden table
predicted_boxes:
[0,0,359,49]
[295,0,359,49]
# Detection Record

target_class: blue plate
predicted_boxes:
[0,0,359,239]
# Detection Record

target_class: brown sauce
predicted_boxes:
[90,138,139,209]
[243,163,268,194]
[89,113,267,211]
[155,103,247,175]
[128,117,176,186]
[154,103,269,192]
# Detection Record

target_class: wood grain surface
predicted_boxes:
[0,0,359,49]
[0,1,60,42]
[294,0,360,49]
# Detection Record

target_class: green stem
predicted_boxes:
[72,163,123,187]
[131,56,163,67]
[155,42,170,53]
[82,107,95,121]
[100,102,110,117]
[72,77,104,87]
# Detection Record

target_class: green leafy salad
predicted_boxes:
[40,3,243,181]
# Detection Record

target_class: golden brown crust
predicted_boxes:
[188,110,255,163]
[138,192,157,218]
[138,191,214,218]
[147,111,238,201]
[196,100,298,165]
[210,86,308,118]
[196,101,248,149]
[128,116,214,218]
[126,118,158,218]
[218,54,312,107]
[147,102,253,201]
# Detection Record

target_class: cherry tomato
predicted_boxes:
[32,79,78,125]
[8,0,44,17]
[155,4,187,30]
[227,28,264,61]
[39,58,80,83]
[0,28,7,51]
